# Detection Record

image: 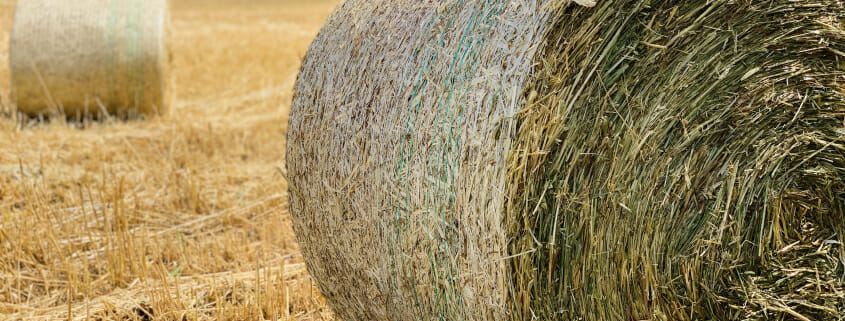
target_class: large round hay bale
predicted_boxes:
[9,0,169,118]
[287,0,844,320]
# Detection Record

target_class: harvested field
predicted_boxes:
[0,0,337,320]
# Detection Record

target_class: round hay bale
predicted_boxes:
[9,0,169,118]
[287,0,845,320]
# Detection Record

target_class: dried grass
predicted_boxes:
[508,1,844,320]
[1,0,338,320]
[288,0,843,320]
[287,0,579,319]
[10,0,169,118]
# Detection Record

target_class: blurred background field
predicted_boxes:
[0,0,338,319]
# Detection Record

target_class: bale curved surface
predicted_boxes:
[287,1,844,320]
[10,0,169,118]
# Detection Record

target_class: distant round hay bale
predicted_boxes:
[9,0,169,118]
[287,1,844,320]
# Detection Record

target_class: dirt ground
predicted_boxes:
[0,0,338,319]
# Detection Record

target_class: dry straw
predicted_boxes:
[9,0,169,118]
[287,0,844,320]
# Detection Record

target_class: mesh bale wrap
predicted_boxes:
[287,0,844,320]
[9,0,169,118]
[288,1,562,318]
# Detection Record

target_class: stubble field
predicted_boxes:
[0,0,337,320]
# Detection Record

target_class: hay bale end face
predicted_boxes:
[287,0,844,320]
[9,0,169,118]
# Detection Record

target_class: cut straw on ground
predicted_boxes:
[1,1,339,320]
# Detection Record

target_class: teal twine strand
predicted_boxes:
[106,0,120,110]
[126,0,146,113]
[394,1,505,318]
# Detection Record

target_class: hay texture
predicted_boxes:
[9,0,169,118]
[287,0,845,320]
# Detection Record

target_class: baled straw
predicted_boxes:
[287,0,844,320]
[507,1,844,320]
[9,0,169,118]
